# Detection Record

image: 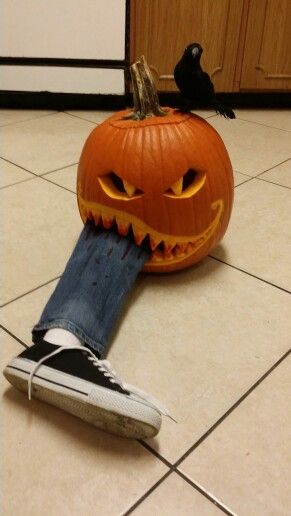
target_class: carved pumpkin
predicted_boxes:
[77,57,233,273]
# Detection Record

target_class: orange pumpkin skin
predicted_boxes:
[77,108,233,273]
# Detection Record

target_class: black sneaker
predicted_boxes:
[3,340,174,439]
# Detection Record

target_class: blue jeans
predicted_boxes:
[32,221,150,357]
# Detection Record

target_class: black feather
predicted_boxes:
[174,43,236,119]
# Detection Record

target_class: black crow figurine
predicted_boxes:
[174,42,236,119]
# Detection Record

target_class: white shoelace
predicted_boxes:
[27,345,177,421]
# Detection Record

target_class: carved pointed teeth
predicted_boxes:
[83,207,200,262]
[133,231,146,246]
[149,236,161,251]
[164,242,176,253]
[86,210,100,225]
[93,213,101,225]
[116,220,130,236]
[101,215,114,229]
[150,239,199,261]
[152,250,163,262]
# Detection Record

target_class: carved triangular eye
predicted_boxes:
[98,172,143,200]
[166,169,198,195]
[165,169,205,198]
[110,172,142,197]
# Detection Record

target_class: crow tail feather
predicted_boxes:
[215,104,236,119]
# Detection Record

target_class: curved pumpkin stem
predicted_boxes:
[126,56,167,120]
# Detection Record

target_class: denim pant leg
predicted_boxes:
[32,222,150,357]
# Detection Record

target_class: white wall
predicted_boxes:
[0,0,126,94]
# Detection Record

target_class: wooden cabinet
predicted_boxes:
[130,0,291,92]
[240,0,291,90]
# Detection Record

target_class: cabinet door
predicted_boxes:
[240,0,291,90]
[130,0,244,92]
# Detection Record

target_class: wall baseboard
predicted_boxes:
[0,90,290,110]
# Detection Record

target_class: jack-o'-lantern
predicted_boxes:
[77,57,233,273]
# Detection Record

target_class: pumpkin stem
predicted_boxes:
[125,56,167,120]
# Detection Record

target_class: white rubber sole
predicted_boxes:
[3,357,161,439]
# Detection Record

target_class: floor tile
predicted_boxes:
[0,109,56,127]
[65,110,114,124]
[191,110,217,119]
[109,259,291,462]
[236,109,291,132]
[1,329,168,516]
[209,117,291,176]
[212,179,291,291]
[3,107,290,515]
[233,171,251,187]
[45,164,78,193]
[0,112,94,174]
[131,472,222,515]
[1,178,82,305]
[179,355,291,516]
[108,260,291,462]
[259,159,291,189]
[1,281,58,344]
[4,255,288,462]
[0,158,34,188]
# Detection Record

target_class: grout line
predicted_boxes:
[234,176,254,188]
[39,174,76,195]
[63,111,103,125]
[235,116,291,133]
[137,439,173,468]
[0,325,28,348]
[175,470,236,515]
[41,161,79,176]
[209,256,291,294]
[232,157,291,186]
[1,153,80,182]
[0,275,61,308]
[173,347,291,468]
[133,348,290,513]
[255,157,291,177]
[233,170,252,178]
[256,176,291,190]
[0,176,37,190]
[0,156,37,175]
[0,171,76,195]
[202,113,218,120]
[0,111,58,128]
[122,458,232,516]
[234,173,291,192]
[122,470,173,516]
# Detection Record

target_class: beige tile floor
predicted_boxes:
[1,108,290,516]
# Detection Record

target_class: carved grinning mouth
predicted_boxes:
[78,196,224,266]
